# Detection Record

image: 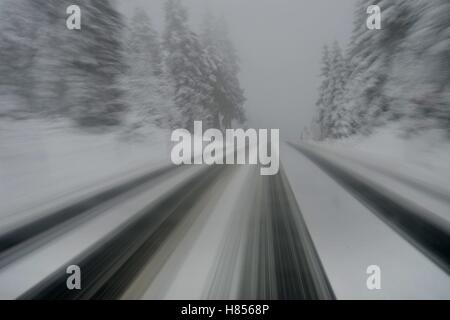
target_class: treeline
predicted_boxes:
[313,0,450,140]
[0,0,245,132]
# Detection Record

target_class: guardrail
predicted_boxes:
[19,165,222,299]
[289,142,450,276]
[0,164,178,267]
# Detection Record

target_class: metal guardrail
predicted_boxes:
[0,164,177,266]
[19,165,222,299]
[289,142,450,276]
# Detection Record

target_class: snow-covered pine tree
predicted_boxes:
[0,0,51,113]
[29,0,71,116]
[386,0,450,135]
[63,0,126,127]
[213,15,246,128]
[0,0,126,127]
[328,42,351,139]
[316,1,450,140]
[122,10,160,128]
[316,42,350,140]
[121,9,176,132]
[344,0,382,135]
[163,0,216,132]
[330,106,354,139]
[344,0,411,135]
[316,45,332,140]
[425,0,450,134]
[201,13,246,129]
[127,9,162,77]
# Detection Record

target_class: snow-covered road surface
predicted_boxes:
[0,141,449,299]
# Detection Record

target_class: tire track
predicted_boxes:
[240,166,335,300]
[0,164,178,266]
[19,165,224,299]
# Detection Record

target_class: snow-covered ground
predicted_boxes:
[316,123,450,184]
[308,124,450,222]
[0,164,208,299]
[281,143,450,299]
[0,118,173,224]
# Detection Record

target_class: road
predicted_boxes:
[0,143,449,299]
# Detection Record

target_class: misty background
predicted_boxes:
[121,0,356,140]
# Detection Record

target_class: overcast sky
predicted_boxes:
[120,0,357,140]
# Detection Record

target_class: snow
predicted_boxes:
[140,165,255,300]
[0,164,208,299]
[281,143,450,299]
[318,122,450,182]
[308,123,450,222]
[0,118,173,226]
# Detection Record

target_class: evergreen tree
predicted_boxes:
[163,0,216,131]
[127,10,163,77]
[314,1,450,140]
[344,0,411,134]
[122,9,176,131]
[201,13,246,129]
[316,43,350,139]
[66,1,126,127]
[0,0,51,111]
[328,42,350,139]
[30,0,70,115]
[0,0,127,127]
[386,0,450,134]
[316,45,332,139]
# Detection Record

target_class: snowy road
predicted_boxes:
[0,143,449,299]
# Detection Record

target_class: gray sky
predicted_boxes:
[120,0,357,140]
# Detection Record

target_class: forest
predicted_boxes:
[312,0,450,141]
[0,0,246,134]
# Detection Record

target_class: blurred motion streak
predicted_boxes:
[1,0,450,300]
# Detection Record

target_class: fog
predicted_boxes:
[121,0,356,140]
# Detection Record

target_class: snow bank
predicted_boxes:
[317,122,450,183]
[0,118,172,222]
[281,144,450,299]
